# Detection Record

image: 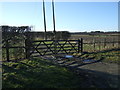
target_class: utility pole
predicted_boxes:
[52,0,56,36]
[43,0,47,40]
[52,0,57,58]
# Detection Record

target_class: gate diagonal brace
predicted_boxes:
[68,41,78,52]
[69,43,77,54]
[42,41,54,55]
[58,40,69,54]
[30,42,43,56]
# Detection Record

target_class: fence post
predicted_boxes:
[99,41,100,51]
[112,38,114,47]
[25,38,30,59]
[78,39,80,53]
[93,38,96,52]
[6,40,10,62]
[104,38,106,48]
[80,38,83,53]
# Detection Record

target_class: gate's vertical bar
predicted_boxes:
[81,38,83,53]
[25,38,30,59]
[54,40,57,58]
[6,40,10,62]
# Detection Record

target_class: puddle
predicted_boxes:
[83,59,95,63]
[65,55,73,58]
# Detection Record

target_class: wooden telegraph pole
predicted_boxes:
[43,0,47,40]
[52,0,56,35]
[52,0,57,57]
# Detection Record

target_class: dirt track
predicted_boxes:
[55,59,119,88]
[76,62,119,88]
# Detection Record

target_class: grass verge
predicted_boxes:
[2,57,84,88]
[80,48,120,64]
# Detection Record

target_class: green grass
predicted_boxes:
[2,57,84,88]
[80,49,120,64]
[2,48,119,88]
[83,43,119,52]
[2,48,25,61]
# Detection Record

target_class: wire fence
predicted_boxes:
[83,41,119,52]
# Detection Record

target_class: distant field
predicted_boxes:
[70,33,119,42]
[70,33,119,52]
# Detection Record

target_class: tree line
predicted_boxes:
[1,25,71,41]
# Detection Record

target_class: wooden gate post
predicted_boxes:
[6,40,10,62]
[104,38,106,48]
[112,38,114,47]
[81,38,83,53]
[25,38,30,59]
[93,38,96,51]
[99,41,101,51]
[78,39,80,53]
[78,38,83,53]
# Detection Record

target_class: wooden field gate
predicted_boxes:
[26,38,83,58]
